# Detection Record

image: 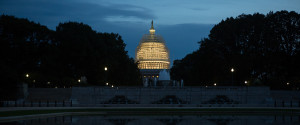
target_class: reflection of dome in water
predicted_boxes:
[159,69,170,81]
[135,20,170,69]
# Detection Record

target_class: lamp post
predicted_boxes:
[104,66,108,86]
[25,73,32,87]
[231,68,234,86]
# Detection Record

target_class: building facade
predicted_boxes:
[135,21,171,86]
[135,21,170,70]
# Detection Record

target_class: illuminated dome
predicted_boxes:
[135,21,170,69]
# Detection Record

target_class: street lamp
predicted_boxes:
[106,83,109,86]
[245,80,249,86]
[25,74,29,78]
[104,66,108,86]
[231,68,234,85]
[214,83,217,86]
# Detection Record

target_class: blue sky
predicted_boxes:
[1,0,300,62]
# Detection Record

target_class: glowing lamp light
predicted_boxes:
[106,83,109,86]
[231,68,234,72]
[245,81,248,84]
[112,85,114,88]
[287,82,290,85]
[104,67,108,71]
[214,83,217,86]
[25,74,29,78]
[78,79,81,83]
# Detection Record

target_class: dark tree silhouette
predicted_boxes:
[171,11,300,90]
[0,15,141,99]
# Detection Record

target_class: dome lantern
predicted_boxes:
[149,20,155,34]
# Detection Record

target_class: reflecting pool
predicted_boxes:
[2,115,300,125]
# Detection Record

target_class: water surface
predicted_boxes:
[2,115,300,125]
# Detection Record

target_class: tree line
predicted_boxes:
[0,15,141,99]
[171,10,300,90]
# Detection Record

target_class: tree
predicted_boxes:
[171,11,300,89]
[0,15,53,99]
[0,15,142,100]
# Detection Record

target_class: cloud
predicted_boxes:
[0,0,214,61]
[0,0,155,29]
[190,8,209,11]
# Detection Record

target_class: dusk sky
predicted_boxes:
[1,0,300,62]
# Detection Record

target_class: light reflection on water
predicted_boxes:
[3,115,300,125]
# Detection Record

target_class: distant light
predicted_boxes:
[55,86,58,88]
[112,85,114,88]
[156,76,159,78]
[33,80,36,83]
[47,82,50,84]
[287,82,290,85]
[78,79,81,83]
[231,68,234,72]
[214,83,217,86]
[149,29,155,33]
[25,74,29,78]
[106,83,109,86]
[245,81,248,84]
[104,67,108,71]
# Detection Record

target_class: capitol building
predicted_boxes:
[135,21,171,86]
[135,21,170,69]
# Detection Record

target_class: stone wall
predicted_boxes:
[27,88,72,101]
[70,86,273,107]
[22,86,300,107]
[270,90,300,107]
